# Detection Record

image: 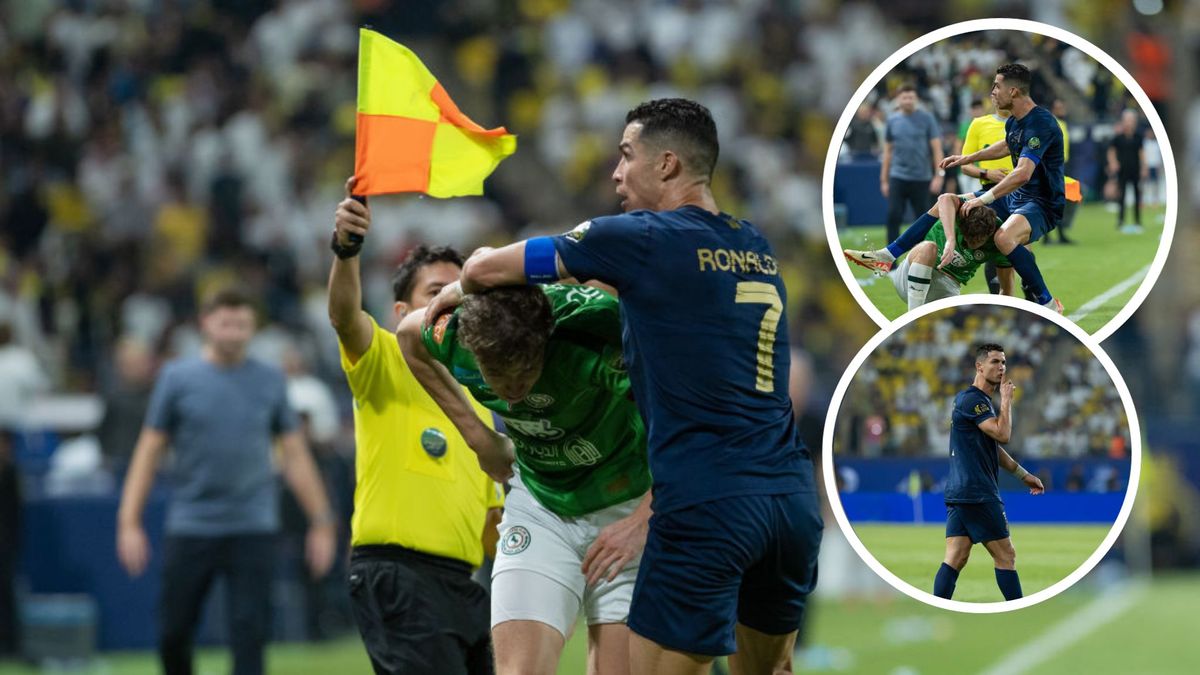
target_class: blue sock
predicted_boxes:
[887,213,938,259]
[1005,246,1052,305]
[933,562,959,599]
[995,568,1023,600]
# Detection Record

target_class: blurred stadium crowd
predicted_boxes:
[0,0,900,471]
[839,28,1166,206]
[837,308,1131,464]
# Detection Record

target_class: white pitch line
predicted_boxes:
[1067,265,1150,323]
[977,582,1147,675]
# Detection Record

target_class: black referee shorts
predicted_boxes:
[348,545,493,675]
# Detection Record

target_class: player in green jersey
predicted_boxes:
[889,203,1016,309]
[397,281,651,675]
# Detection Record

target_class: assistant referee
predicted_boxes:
[328,177,503,675]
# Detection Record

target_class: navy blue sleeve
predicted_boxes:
[1018,117,1056,166]
[957,390,995,426]
[144,364,178,433]
[552,212,651,289]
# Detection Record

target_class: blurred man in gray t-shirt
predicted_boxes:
[881,84,945,242]
[116,289,336,675]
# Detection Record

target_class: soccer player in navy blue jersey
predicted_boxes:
[940,64,1065,314]
[935,343,1045,602]
[424,98,821,675]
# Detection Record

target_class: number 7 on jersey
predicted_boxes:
[734,282,782,392]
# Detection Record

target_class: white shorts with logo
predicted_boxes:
[891,255,962,304]
[491,472,644,637]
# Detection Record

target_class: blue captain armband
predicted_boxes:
[525,236,560,283]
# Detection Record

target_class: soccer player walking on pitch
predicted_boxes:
[424,98,822,675]
[935,344,1045,602]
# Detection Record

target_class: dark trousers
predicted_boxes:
[348,545,492,675]
[1116,173,1142,226]
[886,177,933,243]
[159,534,275,675]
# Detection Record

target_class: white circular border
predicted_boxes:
[821,292,1142,613]
[821,18,1178,342]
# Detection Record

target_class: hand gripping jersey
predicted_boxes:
[422,284,650,517]
[926,219,1012,286]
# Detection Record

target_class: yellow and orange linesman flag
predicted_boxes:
[354,28,516,197]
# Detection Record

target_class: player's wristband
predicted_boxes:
[1013,465,1029,480]
[979,189,997,205]
[524,236,559,284]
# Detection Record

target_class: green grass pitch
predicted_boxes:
[837,202,1165,334]
[852,523,1110,602]
[4,573,1199,673]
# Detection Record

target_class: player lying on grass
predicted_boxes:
[935,343,1045,602]
[397,282,651,675]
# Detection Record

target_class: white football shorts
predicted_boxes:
[491,471,645,638]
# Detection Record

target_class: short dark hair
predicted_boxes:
[975,343,1005,364]
[391,245,464,302]
[960,206,1000,248]
[458,286,554,375]
[996,63,1031,95]
[201,288,255,315]
[895,83,918,96]
[625,98,719,179]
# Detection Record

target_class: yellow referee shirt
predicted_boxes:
[962,113,1012,177]
[340,316,503,567]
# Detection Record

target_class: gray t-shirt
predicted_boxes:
[145,356,298,536]
[885,109,940,181]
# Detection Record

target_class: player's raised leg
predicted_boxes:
[845,193,960,273]
[983,537,1023,600]
[934,532,971,599]
[992,214,1061,313]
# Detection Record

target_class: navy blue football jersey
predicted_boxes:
[945,386,1001,504]
[552,206,813,514]
[1005,106,1065,224]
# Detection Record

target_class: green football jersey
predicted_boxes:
[421,284,650,517]
[927,219,1011,285]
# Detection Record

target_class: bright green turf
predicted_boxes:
[838,203,1165,334]
[5,574,1200,674]
[853,523,1110,602]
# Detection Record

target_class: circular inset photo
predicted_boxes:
[824,19,1176,341]
[823,295,1140,612]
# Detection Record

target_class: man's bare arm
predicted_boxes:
[396,308,494,447]
[328,177,375,363]
[943,139,1010,168]
[116,427,170,576]
[398,309,515,481]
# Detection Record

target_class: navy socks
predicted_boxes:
[1004,245,1052,305]
[995,568,1024,600]
[933,562,960,599]
[887,213,938,259]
